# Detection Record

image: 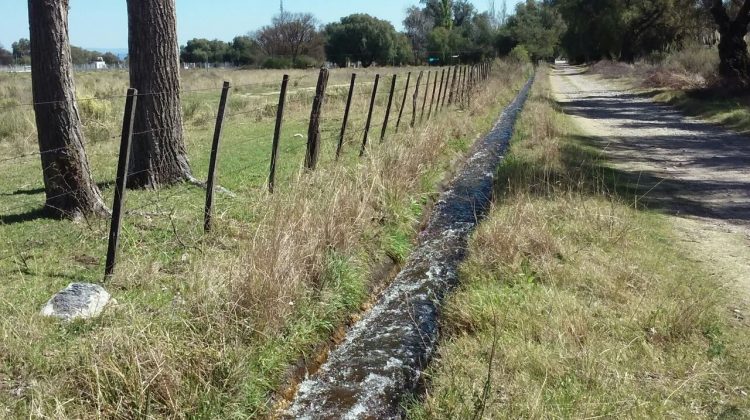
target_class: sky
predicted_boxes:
[0,0,523,53]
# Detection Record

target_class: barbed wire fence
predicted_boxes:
[0,61,495,280]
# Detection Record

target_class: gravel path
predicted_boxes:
[551,64,750,305]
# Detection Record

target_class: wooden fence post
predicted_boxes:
[427,67,438,120]
[395,72,411,133]
[268,75,289,193]
[305,68,329,170]
[468,66,475,107]
[360,74,380,157]
[460,66,468,107]
[410,70,423,127]
[420,70,430,123]
[380,74,397,141]
[436,68,446,113]
[440,67,451,111]
[336,73,356,160]
[104,88,138,280]
[448,65,459,105]
[203,81,231,233]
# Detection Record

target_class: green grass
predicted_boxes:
[0,63,530,417]
[407,68,750,419]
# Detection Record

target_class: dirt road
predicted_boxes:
[551,64,750,306]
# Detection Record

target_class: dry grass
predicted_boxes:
[0,62,530,418]
[407,67,750,419]
[590,45,720,90]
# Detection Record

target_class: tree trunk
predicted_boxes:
[710,0,750,87]
[717,23,750,86]
[28,0,107,218]
[126,0,192,188]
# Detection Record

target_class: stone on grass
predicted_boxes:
[41,283,111,321]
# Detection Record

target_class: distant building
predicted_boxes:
[93,57,107,70]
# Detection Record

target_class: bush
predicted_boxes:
[662,44,719,80]
[508,45,531,64]
[292,55,319,69]
[261,57,293,69]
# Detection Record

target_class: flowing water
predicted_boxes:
[284,75,535,419]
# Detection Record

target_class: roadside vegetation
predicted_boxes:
[0,61,529,417]
[588,45,750,135]
[407,68,750,418]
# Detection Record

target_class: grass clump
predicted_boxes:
[408,67,750,419]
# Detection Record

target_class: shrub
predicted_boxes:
[261,57,293,69]
[509,45,531,64]
[292,55,320,69]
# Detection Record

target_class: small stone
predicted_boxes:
[41,283,111,321]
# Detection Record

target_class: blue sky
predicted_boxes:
[1,0,523,52]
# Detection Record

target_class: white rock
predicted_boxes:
[41,283,111,321]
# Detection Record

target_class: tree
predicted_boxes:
[11,38,31,65]
[704,0,750,86]
[452,0,476,27]
[0,44,12,65]
[552,0,701,62]
[27,0,107,217]
[126,0,192,188]
[325,14,411,67]
[101,52,122,65]
[422,0,454,29]
[505,0,566,61]
[404,6,435,60]
[230,36,262,65]
[255,12,324,64]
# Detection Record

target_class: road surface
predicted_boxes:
[551,64,750,307]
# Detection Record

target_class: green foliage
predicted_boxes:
[0,44,12,66]
[553,0,703,62]
[181,37,263,66]
[504,1,566,61]
[11,38,30,64]
[408,0,496,63]
[508,45,531,63]
[325,14,413,67]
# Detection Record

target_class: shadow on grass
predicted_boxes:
[0,180,115,226]
[496,133,750,224]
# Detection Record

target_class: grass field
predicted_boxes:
[0,62,530,417]
[407,68,750,418]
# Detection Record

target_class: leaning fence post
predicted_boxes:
[360,74,380,157]
[305,68,329,171]
[268,75,289,193]
[203,81,231,233]
[410,70,423,128]
[448,65,459,105]
[395,72,411,133]
[457,66,464,106]
[104,88,138,280]
[460,66,468,107]
[441,67,450,109]
[436,68,446,113]
[380,74,397,141]
[420,70,431,123]
[336,73,356,160]
[428,67,439,120]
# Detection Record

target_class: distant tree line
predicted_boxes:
[489,0,750,88]
[1,37,122,66]
[180,1,505,69]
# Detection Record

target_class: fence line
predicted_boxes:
[0,61,496,281]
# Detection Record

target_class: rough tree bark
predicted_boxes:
[28,0,108,218]
[709,0,750,86]
[126,0,192,188]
